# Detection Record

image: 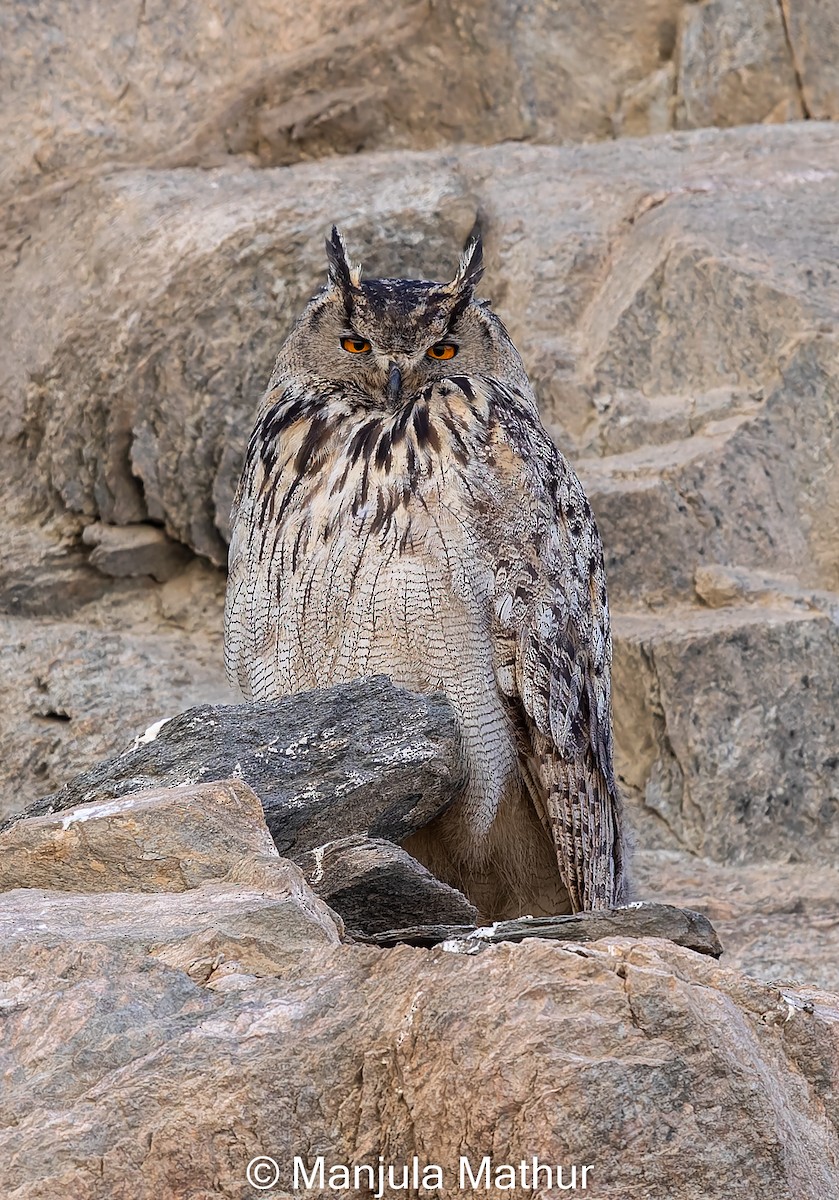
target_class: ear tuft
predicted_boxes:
[325,226,362,292]
[452,223,485,297]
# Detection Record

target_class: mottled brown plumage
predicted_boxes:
[224,228,628,918]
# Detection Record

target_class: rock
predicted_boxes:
[0,509,112,617]
[612,63,676,137]
[675,0,804,130]
[694,563,839,619]
[1,0,693,205]
[82,521,191,581]
[155,558,230,632]
[782,0,839,119]
[0,906,837,1198]
[578,334,839,606]
[0,779,280,894]
[362,900,722,958]
[0,866,340,984]
[0,611,234,823]
[613,605,839,864]
[299,836,479,935]
[13,678,463,857]
[635,849,839,993]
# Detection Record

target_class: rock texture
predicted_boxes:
[0,779,280,894]
[6,0,835,211]
[636,849,839,994]
[0,892,837,1199]
[81,521,191,581]
[613,605,839,862]
[10,679,462,853]
[0,602,234,822]
[675,0,804,129]
[299,835,480,935]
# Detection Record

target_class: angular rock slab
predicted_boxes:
[82,521,191,581]
[0,926,837,1199]
[613,605,839,864]
[0,779,278,894]
[0,871,341,956]
[18,677,463,858]
[299,836,479,935]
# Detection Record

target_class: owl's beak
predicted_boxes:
[386,361,402,406]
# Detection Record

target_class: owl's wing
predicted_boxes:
[491,394,627,913]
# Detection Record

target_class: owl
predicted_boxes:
[224,227,628,919]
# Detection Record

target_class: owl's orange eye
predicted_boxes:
[427,343,457,360]
[341,336,371,354]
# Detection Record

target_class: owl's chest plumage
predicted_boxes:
[225,376,525,703]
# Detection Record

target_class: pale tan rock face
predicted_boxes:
[0,779,281,893]
[0,0,688,203]
[614,606,839,863]
[675,0,804,129]
[0,900,837,1199]
[635,850,839,993]
[0,610,235,821]
[782,0,839,119]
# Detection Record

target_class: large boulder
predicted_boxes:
[0,896,836,1199]
[613,604,839,864]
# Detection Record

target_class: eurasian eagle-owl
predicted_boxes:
[224,228,628,918]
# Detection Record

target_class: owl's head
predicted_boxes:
[274,227,528,407]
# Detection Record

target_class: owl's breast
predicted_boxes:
[224,379,520,701]
[228,478,494,699]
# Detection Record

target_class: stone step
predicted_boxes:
[613,601,839,866]
[634,849,839,993]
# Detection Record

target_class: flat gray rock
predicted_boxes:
[10,677,463,858]
[360,901,723,958]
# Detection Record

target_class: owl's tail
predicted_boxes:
[534,733,630,912]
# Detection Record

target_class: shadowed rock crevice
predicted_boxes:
[778,0,813,119]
